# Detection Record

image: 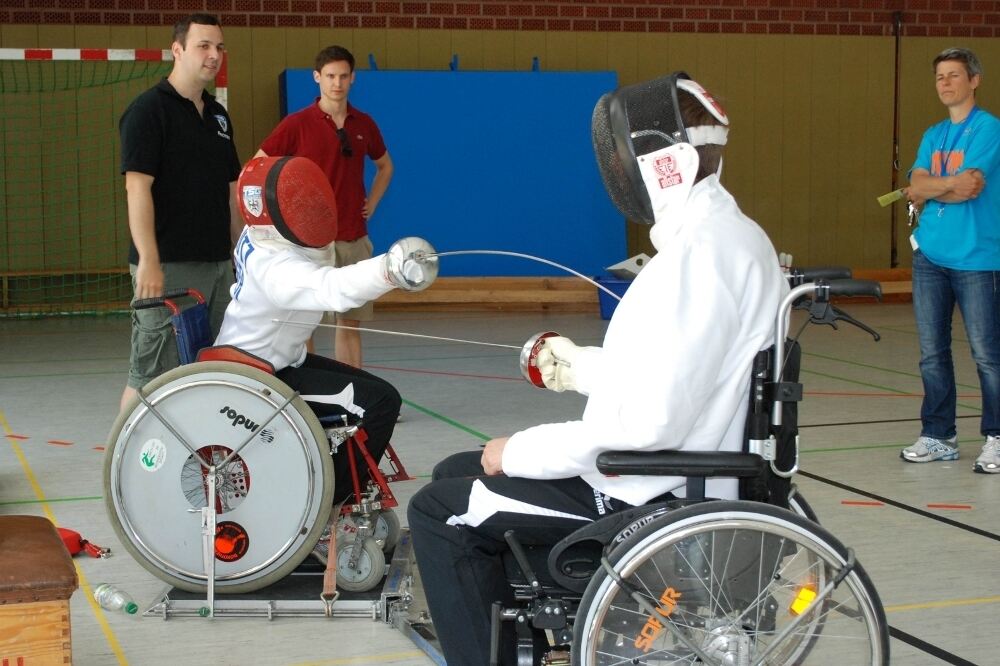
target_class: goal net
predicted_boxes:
[0,49,173,316]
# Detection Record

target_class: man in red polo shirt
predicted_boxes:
[255,45,394,368]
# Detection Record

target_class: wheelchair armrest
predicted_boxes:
[596,451,764,478]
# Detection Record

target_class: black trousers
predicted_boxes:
[277,353,401,504]
[407,451,637,666]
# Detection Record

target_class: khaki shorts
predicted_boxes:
[127,260,233,388]
[323,235,375,322]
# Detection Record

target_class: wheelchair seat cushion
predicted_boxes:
[197,345,276,374]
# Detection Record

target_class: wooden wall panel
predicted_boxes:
[384,28,419,69]
[416,29,453,69]
[352,28,387,71]
[774,38,813,264]
[285,27,321,71]
[544,31,577,71]
[514,31,546,71]
[224,26,254,164]
[1,24,39,46]
[481,30,515,70]
[247,26,287,152]
[858,40,896,268]
[450,30,485,70]
[574,32,608,72]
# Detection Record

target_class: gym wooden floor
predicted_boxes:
[1,302,997,665]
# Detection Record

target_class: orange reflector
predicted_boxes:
[790,585,817,615]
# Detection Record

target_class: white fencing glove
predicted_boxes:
[534,335,580,392]
[383,237,439,291]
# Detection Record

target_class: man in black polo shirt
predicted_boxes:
[118,13,242,411]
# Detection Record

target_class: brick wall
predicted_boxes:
[3,1,1000,38]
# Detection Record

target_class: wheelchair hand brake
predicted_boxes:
[795,299,880,341]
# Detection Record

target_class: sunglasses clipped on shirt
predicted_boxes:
[336,127,353,157]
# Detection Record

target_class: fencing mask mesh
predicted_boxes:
[592,72,728,225]
[237,155,338,248]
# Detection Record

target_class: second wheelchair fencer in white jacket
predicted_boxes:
[406,73,790,666]
[512,80,791,507]
[215,155,437,507]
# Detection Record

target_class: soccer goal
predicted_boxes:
[0,48,224,316]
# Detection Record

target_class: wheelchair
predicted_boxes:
[104,291,408,597]
[490,274,890,665]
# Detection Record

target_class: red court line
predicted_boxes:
[46,440,73,446]
[93,446,106,452]
[5,434,28,440]
[841,500,885,507]
[926,503,973,510]
[366,364,521,382]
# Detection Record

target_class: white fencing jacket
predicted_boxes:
[215,226,393,371]
[502,175,788,506]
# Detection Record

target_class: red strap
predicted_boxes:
[57,527,83,555]
[82,540,111,558]
[57,527,110,557]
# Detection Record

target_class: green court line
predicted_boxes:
[877,324,920,338]
[802,437,982,455]
[800,368,913,395]
[0,495,102,506]
[402,398,490,441]
[879,324,972,346]
[803,351,922,381]
[803,350,981,391]
[802,366,982,413]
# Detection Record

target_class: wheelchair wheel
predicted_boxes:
[340,508,401,553]
[104,361,334,594]
[572,501,888,665]
[373,509,402,553]
[788,486,819,524]
[335,534,386,592]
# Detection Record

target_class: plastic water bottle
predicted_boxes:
[93,583,138,615]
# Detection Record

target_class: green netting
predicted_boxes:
[0,59,172,316]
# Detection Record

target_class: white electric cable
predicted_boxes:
[273,319,521,350]
[424,250,624,302]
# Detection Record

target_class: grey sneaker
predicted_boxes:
[974,436,1000,473]
[900,436,958,462]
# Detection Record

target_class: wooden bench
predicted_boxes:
[374,276,600,313]
[0,516,78,665]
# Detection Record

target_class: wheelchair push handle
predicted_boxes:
[133,288,207,313]
[787,265,852,285]
[823,279,882,300]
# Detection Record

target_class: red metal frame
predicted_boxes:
[343,428,402,511]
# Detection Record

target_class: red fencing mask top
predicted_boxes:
[237,155,338,248]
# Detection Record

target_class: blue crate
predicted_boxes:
[595,276,632,320]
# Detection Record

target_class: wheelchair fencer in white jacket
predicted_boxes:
[217,155,437,372]
[406,73,790,666]
[215,155,437,506]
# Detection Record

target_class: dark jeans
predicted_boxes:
[277,354,400,503]
[912,250,1000,439]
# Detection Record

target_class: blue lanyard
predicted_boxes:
[936,106,978,176]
